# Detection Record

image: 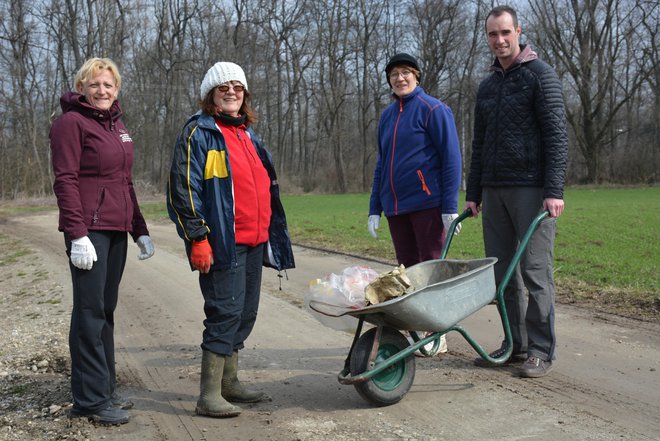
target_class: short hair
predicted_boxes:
[199,87,258,127]
[485,5,519,29]
[74,58,122,92]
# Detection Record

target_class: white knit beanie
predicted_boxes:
[199,62,248,99]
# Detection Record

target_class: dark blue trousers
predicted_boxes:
[198,244,265,356]
[66,231,127,413]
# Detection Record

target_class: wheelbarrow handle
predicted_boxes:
[474,209,551,365]
[496,210,550,299]
[439,209,474,259]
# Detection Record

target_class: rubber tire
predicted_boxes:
[350,327,416,406]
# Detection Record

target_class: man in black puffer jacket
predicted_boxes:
[466,5,568,378]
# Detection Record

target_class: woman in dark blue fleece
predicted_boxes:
[368,53,462,265]
[368,53,462,353]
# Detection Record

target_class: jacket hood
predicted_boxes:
[489,44,538,72]
[59,91,122,121]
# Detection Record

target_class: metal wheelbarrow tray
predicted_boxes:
[310,257,497,332]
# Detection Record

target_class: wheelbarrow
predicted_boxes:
[309,209,550,406]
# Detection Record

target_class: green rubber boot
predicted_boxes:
[195,350,242,417]
[221,352,268,403]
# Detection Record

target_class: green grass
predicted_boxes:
[556,188,658,289]
[0,204,56,218]
[26,187,660,319]
[142,188,659,292]
[282,188,659,291]
[281,188,659,319]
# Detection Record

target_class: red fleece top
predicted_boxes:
[215,118,271,246]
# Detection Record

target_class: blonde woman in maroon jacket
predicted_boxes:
[50,58,155,425]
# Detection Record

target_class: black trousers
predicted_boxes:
[65,230,127,412]
[198,244,265,356]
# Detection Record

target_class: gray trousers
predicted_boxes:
[482,187,557,361]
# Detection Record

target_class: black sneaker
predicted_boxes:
[111,392,134,410]
[519,356,553,378]
[473,344,527,367]
[71,406,130,425]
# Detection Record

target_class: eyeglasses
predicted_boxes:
[389,70,413,80]
[217,83,245,93]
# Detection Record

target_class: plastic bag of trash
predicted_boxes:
[305,266,379,332]
[306,266,379,309]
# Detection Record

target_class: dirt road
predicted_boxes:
[8,212,660,440]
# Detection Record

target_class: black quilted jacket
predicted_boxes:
[466,45,568,204]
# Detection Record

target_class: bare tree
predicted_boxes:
[352,0,392,190]
[309,0,357,192]
[527,0,654,183]
[409,0,463,97]
[122,0,201,186]
[0,0,51,197]
[409,0,489,189]
[0,0,657,199]
[248,0,314,179]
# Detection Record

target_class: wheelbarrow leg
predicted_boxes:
[367,326,384,370]
[340,317,365,378]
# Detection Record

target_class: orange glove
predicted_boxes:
[191,239,214,273]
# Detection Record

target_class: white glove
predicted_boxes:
[442,213,461,235]
[70,236,97,270]
[368,215,380,239]
[136,235,155,260]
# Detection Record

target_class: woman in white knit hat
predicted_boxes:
[167,61,295,418]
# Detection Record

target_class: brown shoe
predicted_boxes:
[519,356,553,378]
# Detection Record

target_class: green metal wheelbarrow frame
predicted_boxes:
[334,209,551,395]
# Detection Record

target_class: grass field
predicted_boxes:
[279,187,659,320]
[1,187,657,320]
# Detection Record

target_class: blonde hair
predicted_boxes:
[74,58,122,93]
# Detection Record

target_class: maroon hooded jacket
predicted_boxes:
[50,91,149,241]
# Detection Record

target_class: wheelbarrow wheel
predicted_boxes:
[350,327,416,406]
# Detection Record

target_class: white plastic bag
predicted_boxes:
[304,266,379,332]
[306,266,379,309]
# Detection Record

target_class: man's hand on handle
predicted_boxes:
[543,198,565,218]
[465,201,480,218]
[465,199,564,218]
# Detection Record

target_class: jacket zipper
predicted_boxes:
[389,98,404,215]
[92,187,106,224]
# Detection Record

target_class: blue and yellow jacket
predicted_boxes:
[166,111,294,271]
[369,86,462,217]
